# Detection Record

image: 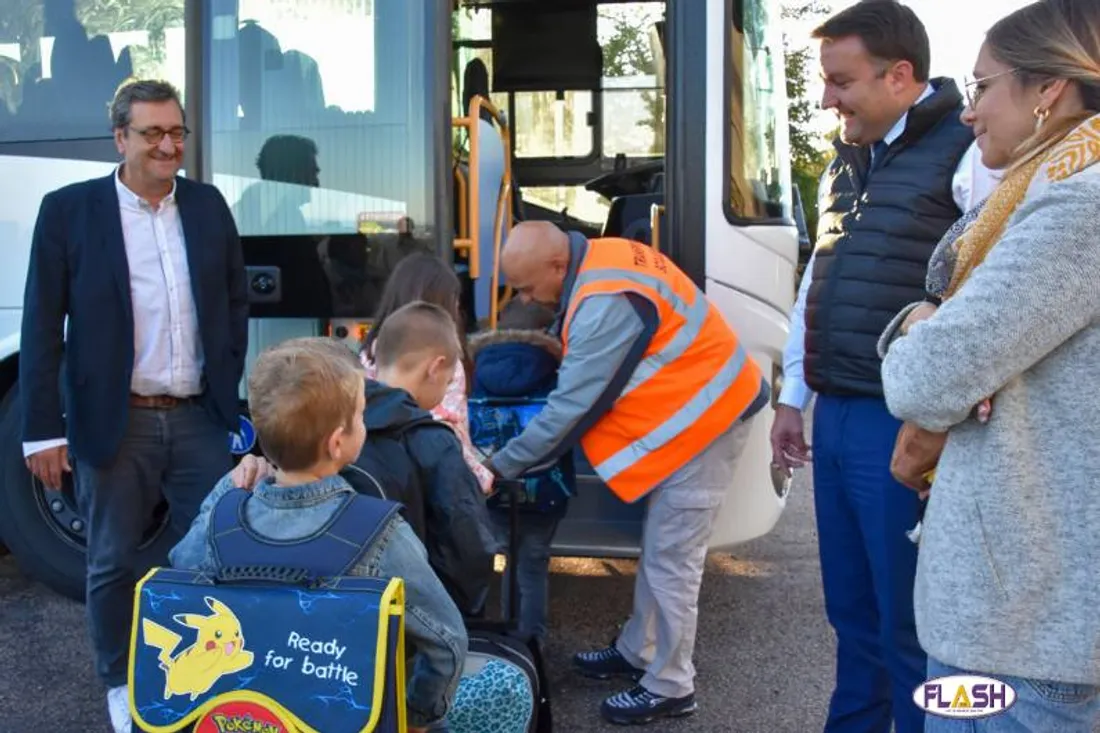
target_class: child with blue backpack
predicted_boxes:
[467,300,574,648]
[168,337,465,733]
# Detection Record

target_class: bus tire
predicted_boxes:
[0,383,174,602]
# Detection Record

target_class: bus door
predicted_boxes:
[696,0,798,548]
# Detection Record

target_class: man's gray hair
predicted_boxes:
[109,79,185,130]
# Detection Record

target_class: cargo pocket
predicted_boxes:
[662,481,726,510]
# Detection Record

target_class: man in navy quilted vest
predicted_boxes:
[768,2,999,732]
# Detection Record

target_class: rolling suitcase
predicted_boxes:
[447,479,553,733]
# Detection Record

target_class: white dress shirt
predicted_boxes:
[778,84,1001,411]
[23,168,205,457]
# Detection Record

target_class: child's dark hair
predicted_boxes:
[363,252,467,363]
[497,299,556,332]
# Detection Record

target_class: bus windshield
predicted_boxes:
[205,0,439,243]
[0,1,445,320]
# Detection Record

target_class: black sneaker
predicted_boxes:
[600,684,697,726]
[572,645,645,681]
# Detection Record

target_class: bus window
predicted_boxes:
[599,1,665,159]
[522,185,610,227]
[452,2,667,232]
[205,0,436,241]
[726,0,792,223]
[513,91,594,159]
[0,0,186,143]
[453,7,594,161]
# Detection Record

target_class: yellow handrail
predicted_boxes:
[489,177,513,329]
[451,94,513,286]
[454,167,468,241]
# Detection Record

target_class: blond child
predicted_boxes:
[169,337,466,732]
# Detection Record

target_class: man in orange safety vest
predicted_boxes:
[486,221,770,726]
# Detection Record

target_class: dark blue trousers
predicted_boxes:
[812,394,926,733]
[74,402,230,687]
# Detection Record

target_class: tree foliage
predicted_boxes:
[782,1,833,242]
[600,8,664,154]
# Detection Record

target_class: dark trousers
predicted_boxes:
[812,394,926,733]
[489,509,561,646]
[74,402,230,687]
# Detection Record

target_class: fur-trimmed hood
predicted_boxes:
[468,328,562,399]
[467,328,562,360]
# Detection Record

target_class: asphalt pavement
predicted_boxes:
[0,468,834,732]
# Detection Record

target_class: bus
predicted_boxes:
[0,0,800,602]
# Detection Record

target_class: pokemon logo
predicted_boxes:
[194,701,291,733]
[142,595,255,701]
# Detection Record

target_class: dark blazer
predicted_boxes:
[19,173,249,468]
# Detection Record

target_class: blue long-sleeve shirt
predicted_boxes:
[489,234,657,479]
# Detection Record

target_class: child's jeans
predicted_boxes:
[924,657,1100,733]
[489,509,561,646]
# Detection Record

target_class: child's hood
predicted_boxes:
[467,329,562,398]
[364,379,433,432]
[467,328,562,361]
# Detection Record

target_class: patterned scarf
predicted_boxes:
[903,112,1100,496]
[946,112,1100,297]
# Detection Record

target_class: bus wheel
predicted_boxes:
[0,384,173,602]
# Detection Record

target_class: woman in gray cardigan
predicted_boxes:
[879,1,1100,731]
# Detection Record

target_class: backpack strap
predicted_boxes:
[340,464,388,499]
[209,488,402,581]
[378,414,444,441]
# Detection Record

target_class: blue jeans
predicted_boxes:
[74,401,231,687]
[489,509,560,645]
[813,394,926,733]
[925,657,1100,733]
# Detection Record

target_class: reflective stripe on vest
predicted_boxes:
[562,238,763,503]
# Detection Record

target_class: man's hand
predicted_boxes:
[230,454,274,490]
[770,405,811,476]
[900,301,938,335]
[26,445,71,490]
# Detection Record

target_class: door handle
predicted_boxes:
[650,204,666,252]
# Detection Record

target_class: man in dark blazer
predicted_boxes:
[19,79,248,733]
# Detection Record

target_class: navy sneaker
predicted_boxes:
[573,645,645,681]
[600,684,697,726]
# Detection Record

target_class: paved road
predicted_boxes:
[0,468,833,732]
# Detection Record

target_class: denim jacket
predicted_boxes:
[169,473,468,729]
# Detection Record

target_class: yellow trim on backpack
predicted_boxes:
[127,567,408,733]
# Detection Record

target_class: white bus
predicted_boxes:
[0,0,800,601]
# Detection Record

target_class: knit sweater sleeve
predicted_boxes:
[881,174,1100,432]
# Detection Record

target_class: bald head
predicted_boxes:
[501,221,571,309]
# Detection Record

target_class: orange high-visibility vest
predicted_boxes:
[562,237,764,504]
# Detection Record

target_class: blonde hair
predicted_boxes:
[986,0,1100,172]
[248,337,363,471]
[373,301,460,371]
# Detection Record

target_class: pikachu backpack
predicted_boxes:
[127,486,408,733]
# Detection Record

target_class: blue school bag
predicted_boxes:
[468,396,575,514]
[127,488,408,733]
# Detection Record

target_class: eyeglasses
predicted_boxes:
[963,69,1018,108]
[128,125,190,144]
